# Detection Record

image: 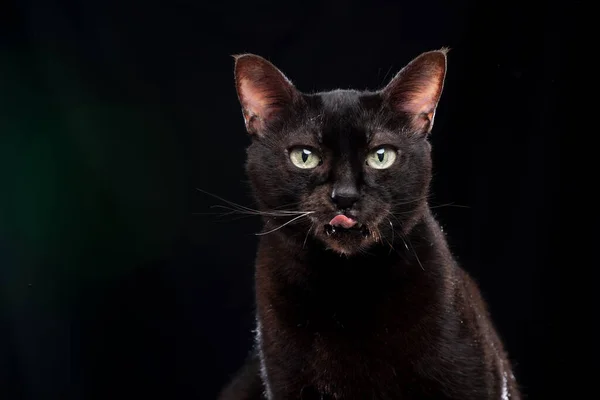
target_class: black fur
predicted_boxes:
[218,51,520,400]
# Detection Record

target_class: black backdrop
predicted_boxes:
[1,0,577,398]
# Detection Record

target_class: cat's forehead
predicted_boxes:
[314,89,380,115]
[301,89,385,144]
[319,89,362,110]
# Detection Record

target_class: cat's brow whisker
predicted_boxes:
[256,212,314,236]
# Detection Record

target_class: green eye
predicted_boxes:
[366,147,397,169]
[289,148,322,169]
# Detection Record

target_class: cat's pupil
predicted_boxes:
[302,149,311,163]
[377,149,385,162]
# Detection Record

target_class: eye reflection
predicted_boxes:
[366,146,396,169]
[290,147,321,169]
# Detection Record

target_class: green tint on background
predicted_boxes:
[1,46,186,310]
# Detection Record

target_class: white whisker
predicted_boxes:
[406,237,424,271]
[387,213,424,271]
[210,205,310,217]
[196,188,265,214]
[256,213,314,236]
[386,219,396,254]
[303,223,314,249]
[196,188,311,220]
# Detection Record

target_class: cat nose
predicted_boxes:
[331,185,360,210]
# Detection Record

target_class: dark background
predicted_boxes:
[0,0,577,398]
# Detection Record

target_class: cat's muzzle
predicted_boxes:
[324,223,370,238]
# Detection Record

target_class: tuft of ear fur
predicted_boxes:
[233,54,298,136]
[381,49,448,134]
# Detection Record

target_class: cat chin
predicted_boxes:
[324,240,373,256]
[318,229,378,256]
[325,243,364,256]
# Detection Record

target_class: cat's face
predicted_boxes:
[234,51,447,255]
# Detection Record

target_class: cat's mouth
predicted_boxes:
[324,215,370,237]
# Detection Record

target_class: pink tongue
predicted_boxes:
[329,215,357,229]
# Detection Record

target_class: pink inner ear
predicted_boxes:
[383,50,447,133]
[400,77,443,133]
[238,78,286,133]
[239,78,268,122]
[400,77,443,116]
[234,54,296,135]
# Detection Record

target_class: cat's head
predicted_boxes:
[233,50,447,255]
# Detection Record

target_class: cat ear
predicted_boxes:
[233,54,299,136]
[381,49,448,134]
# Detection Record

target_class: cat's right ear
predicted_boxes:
[233,54,299,136]
[381,49,448,135]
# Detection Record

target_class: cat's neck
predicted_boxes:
[254,208,453,330]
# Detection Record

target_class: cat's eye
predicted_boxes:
[366,147,397,169]
[289,147,322,169]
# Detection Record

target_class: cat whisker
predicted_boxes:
[303,223,314,249]
[196,188,266,214]
[386,218,396,254]
[196,188,309,218]
[390,195,431,207]
[272,201,305,210]
[428,202,471,209]
[406,236,424,271]
[210,205,310,217]
[387,214,424,271]
[390,211,415,218]
[256,212,315,236]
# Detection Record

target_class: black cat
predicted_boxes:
[218,50,520,400]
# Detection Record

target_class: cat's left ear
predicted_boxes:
[381,49,448,134]
[233,54,299,136]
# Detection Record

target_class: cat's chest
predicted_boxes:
[260,317,429,399]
